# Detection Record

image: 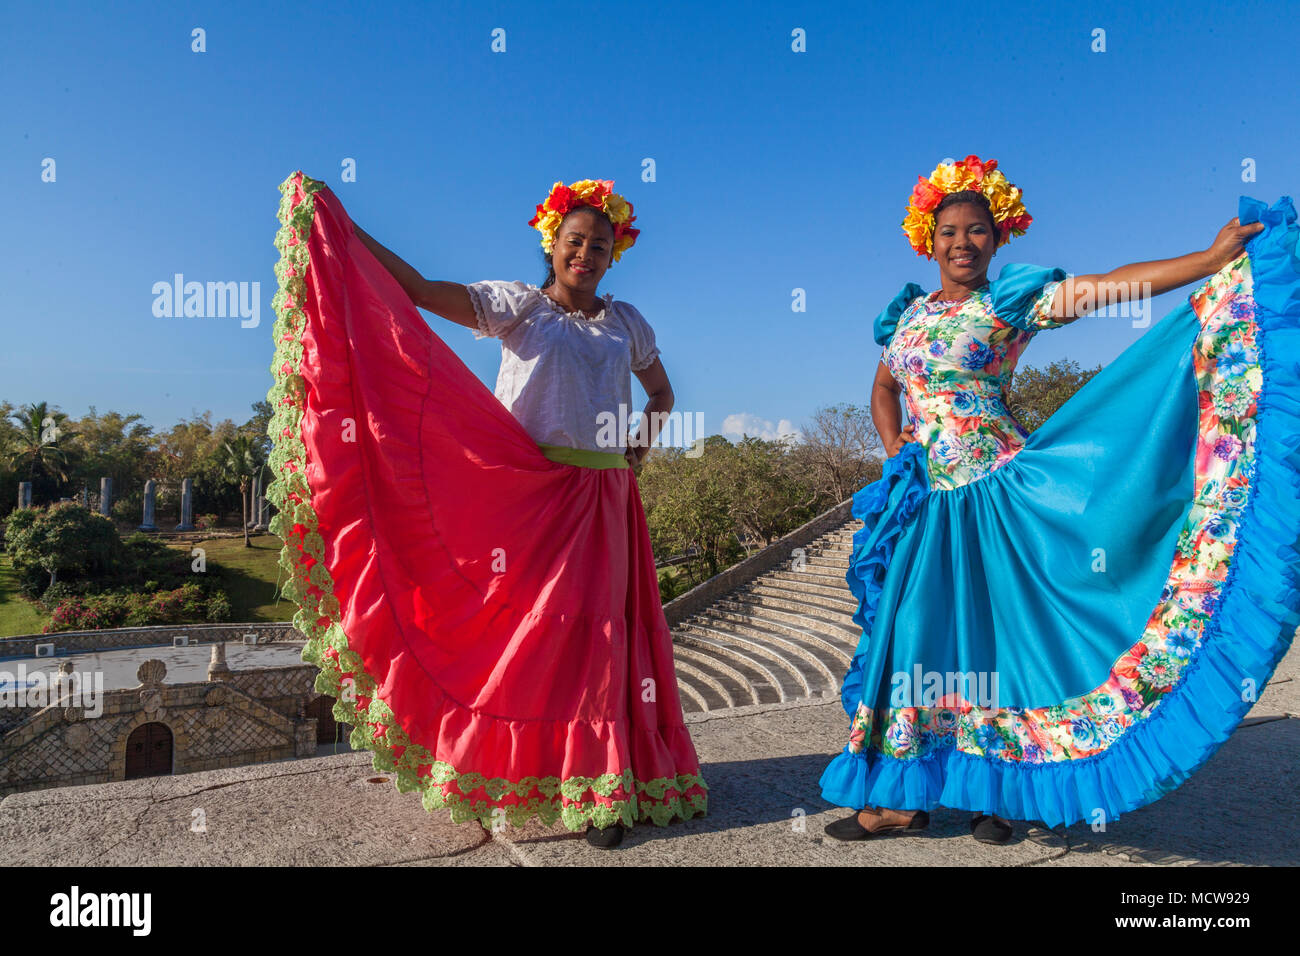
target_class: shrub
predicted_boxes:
[43,583,234,633]
[38,580,94,606]
[111,496,141,526]
[46,595,126,632]
[121,532,186,581]
[205,590,232,622]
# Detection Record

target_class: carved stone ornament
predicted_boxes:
[137,659,167,685]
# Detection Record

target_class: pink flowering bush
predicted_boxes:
[43,582,232,633]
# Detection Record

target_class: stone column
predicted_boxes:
[254,479,270,531]
[139,479,157,532]
[17,482,32,510]
[246,474,264,531]
[207,641,232,682]
[244,474,257,531]
[99,477,113,517]
[81,487,89,509]
[175,477,195,531]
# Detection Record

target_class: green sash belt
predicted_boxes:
[537,443,629,470]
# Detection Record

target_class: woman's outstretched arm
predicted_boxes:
[1048,217,1265,324]
[352,223,478,329]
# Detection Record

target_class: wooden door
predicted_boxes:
[124,722,173,778]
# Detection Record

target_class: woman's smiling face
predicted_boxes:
[550,207,616,294]
[933,201,998,288]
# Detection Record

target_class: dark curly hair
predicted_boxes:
[933,190,999,237]
[539,205,617,289]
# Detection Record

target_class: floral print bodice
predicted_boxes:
[879,267,1068,491]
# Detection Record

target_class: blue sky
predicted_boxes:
[3,0,1297,442]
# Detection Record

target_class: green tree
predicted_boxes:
[1006,359,1103,432]
[67,407,156,511]
[792,403,883,503]
[158,413,241,520]
[640,436,738,583]
[8,402,75,502]
[221,436,263,548]
[721,435,821,550]
[0,401,22,518]
[4,503,121,592]
[640,431,841,592]
[240,400,274,461]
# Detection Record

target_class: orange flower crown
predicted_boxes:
[528,179,640,263]
[903,155,1032,258]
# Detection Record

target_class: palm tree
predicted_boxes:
[9,402,74,500]
[221,436,262,548]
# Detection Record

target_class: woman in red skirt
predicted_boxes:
[266,172,707,849]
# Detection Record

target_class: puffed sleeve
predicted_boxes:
[619,301,661,372]
[465,279,538,340]
[988,264,1071,332]
[874,283,926,346]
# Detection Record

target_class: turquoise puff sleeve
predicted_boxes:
[989,264,1070,332]
[873,282,926,346]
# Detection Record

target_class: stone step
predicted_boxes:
[708,598,857,652]
[674,623,810,701]
[672,646,765,710]
[790,556,853,575]
[745,581,859,617]
[673,643,782,708]
[696,605,852,683]
[671,659,732,712]
[802,533,854,548]
[722,591,858,636]
[764,565,853,588]
[671,671,712,713]
[800,553,856,573]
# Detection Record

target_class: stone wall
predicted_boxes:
[661,498,856,627]
[0,622,302,660]
[228,665,319,722]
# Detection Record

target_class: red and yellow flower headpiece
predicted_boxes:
[529,179,640,263]
[902,155,1032,258]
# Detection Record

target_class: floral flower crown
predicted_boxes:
[528,179,640,263]
[902,155,1032,258]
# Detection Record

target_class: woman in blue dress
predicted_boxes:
[820,155,1300,843]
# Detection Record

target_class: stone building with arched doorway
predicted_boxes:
[0,644,352,798]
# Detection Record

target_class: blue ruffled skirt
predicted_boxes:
[820,196,1300,827]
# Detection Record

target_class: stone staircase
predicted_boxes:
[669,520,864,713]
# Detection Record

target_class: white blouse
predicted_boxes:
[465,280,661,452]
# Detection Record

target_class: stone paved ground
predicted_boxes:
[2,640,1295,867]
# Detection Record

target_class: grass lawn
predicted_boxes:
[175,533,297,624]
[0,555,49,637]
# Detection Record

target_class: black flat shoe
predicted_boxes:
[585,823,626,849]
[970,813,1013,845]
[824,808,929,841]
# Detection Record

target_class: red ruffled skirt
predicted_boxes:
[266,172,707,830]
